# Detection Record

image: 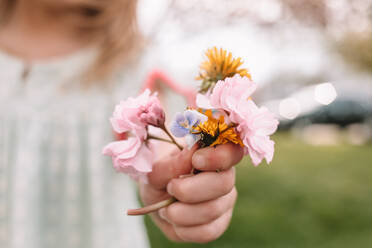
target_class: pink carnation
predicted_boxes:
[104,89,164,181]
[209,75,257,110]
[230,100,278,165]
[102,137,153,182]
[196,75,257,110]
[110,89,165,139]
[196,74,279,166]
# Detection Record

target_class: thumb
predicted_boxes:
[147,145,198,190]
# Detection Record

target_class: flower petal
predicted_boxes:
[102,137,138,157]
[170,113,190,137]
[185,134,201,148]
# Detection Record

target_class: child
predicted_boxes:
[0,0,243,247]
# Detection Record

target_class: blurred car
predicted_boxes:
[262,82,372,130]
[279,98,372,130]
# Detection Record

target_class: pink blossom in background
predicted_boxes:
[102,137,153,182]
[110,89,165,139]
[142,69,197,107]
[196,75,279,166]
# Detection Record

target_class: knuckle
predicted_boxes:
[173,227,192,243]
[231,187,238,202]
[205,201,223,220]
[213,152,228,169]
[203,150,216,166]
[236,145,244,160]
[164,229,184,243]
[171,180,191,202]
[207,149,225,168]
[198,225,219,243]
[221,144,243,167]
[166,204,182,224]
[219,171,235,195]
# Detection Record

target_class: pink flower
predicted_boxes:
[102,137,153,182]
[110,89,165,139]
[196,75,279,166]
[230,100,279,166]
[210,75,257,110]
[104,89,165,181]
[139,98,165,127]
[196,74,257,110]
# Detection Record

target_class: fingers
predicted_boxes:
[146,143,240,243]
[139,180,171,206]
[148,145,197,189]
[174,209,234,243]
[147,143,243,189]
[192,143,244,171]
[159,187,237,226]
[149,212,184,242]
[167,168,235,203]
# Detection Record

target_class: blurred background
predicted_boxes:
[138,0,372,247]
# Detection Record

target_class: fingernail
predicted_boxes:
[166,182,174,196]
[193,154,205,169]
[158,208,168,221]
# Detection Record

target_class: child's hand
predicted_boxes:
[139,143,244,243]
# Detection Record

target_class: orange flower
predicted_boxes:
[196,47,251,93]
[194,110,243,147]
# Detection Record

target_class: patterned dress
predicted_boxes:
[0,49,150,248]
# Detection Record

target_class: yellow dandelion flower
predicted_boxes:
[197,47,252,93]
[194,110,244,147]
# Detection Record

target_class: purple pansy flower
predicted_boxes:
[170,110,208,147]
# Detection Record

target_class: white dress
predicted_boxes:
[0,49,150,248]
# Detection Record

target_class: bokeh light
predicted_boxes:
[314,82,337,105]
[279,97,301,119]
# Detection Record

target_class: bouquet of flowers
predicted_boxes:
[103,47,279,215]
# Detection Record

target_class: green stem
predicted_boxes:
[160,124,183,150]
[127,151,201,216]
[147,135,174,144]
[127,197,177,216]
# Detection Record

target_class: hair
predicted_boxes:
[0,0,143,85]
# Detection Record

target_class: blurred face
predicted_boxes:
[32,0,101,11]
[22,0,104,19]
[38,0,92,4]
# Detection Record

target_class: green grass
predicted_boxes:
[145,132,372,248]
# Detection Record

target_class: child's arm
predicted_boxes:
[140,143,243,243]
